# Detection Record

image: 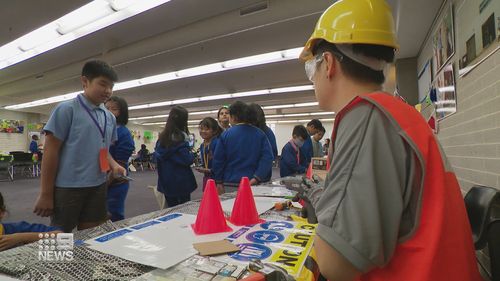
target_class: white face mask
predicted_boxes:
[293,139,305,148]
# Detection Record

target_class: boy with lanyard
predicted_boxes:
[34,60,126,233]
[279,125,309,177]
[297,0,481,280]
[300,119,323,168]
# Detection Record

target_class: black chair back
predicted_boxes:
[464,185,500,250]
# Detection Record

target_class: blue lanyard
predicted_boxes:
[77,95,106,142]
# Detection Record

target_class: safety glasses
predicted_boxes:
[304,53,324,82]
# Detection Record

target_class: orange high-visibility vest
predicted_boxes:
[330,93,481,281]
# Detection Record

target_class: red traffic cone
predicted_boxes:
[306,162,313,179]
[192,179,232,235]
[229,177,265,226]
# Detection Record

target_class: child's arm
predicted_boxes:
[34,133,62,217]
[108,152,126,176]
[0,231,62,251]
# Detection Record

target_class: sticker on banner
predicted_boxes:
[229,243,272,262]
[246,230,285,244]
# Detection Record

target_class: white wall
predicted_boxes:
[0,109,42,153]
[127,124,162,152]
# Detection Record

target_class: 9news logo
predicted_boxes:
[37,233,74,262]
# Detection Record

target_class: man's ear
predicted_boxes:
[324,52,338,80]
[81,76,89,89]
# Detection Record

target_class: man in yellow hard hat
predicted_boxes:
[299,0,482,280]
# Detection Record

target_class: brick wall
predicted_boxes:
[416,0,500,192]
[437,50,500,192]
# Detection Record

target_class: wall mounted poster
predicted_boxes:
[434,63,457,120]
[433,2,455,74]
[0,119,24,133]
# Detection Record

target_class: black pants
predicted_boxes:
[164,194,191,208]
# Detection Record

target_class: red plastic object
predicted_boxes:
[305,162,313,179]
[229,177,265,226]
[326,157,330,170]
[192,179,232,235]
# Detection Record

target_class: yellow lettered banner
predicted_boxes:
[268,223,316,276]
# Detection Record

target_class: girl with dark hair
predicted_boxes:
[212,101,274,193]
[105,96,135,221]
[154,106,197,207]
[195,117,223,189]
[249,103,278,180]
[217,106,230,130]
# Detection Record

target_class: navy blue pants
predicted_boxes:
[107,182,129,222]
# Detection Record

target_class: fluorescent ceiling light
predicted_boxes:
[132,110,333,122]
[129,114,168,121]
[4,46,305,110]
[56,1,114,34]
[128,84,313,111]
[263,102,319,110]
[267,118,335,124]
[0,0,172,71]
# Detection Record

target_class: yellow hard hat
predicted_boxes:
[300,0,399,61]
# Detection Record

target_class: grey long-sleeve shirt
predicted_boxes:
[314,102,422,272]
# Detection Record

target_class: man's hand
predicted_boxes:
[112,164,127,177]
[290,176,325,224]
[33,194,54,217]
[250,178,259,186]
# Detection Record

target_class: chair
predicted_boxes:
[9,152,34,178]
[0,155,13,181]
[464,185,500,281]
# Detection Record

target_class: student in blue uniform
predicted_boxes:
[249,103,277,181]
[212,101,274,194]
[217,106,231,131]
[300,119,323,168]
[1,192,61,251]
[33,60,126,233]
[105,96,135,221]
[29,135,39,153]
[195,117,223,190]
[280,125,309,177]
[155,106,197,207]
[312,126,326,157]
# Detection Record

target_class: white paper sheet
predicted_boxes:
[221,197,282,215]
[251,185,296,197]
[86,213,233,269]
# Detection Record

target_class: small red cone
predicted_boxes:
[229,177,265,226]
[306,162,313,179]
[192,179,232,235]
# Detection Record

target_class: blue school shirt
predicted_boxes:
[280,141,307,177]
[199,137,219,170]
[0,222,61,235]
[155,140,197,197]
[109,126,135,162]
[212,124,274,184]
[44,94,117,188]
[300,136,313,168]
[263,126,278,159]
[29,141,38,153]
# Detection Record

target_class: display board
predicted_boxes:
[86,213,200,269]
